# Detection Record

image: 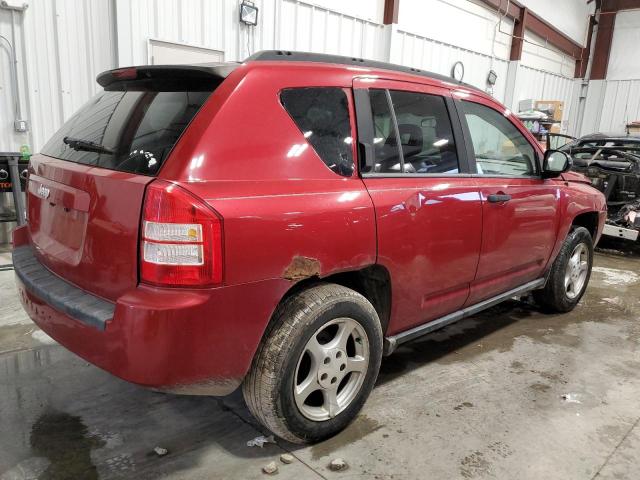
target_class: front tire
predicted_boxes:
[243,283,383,444]
[534,226,593,312]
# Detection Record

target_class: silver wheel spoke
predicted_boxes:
[305,335,325,365]
[571,251,580,265]
[323,386,340,418]
[346,355,366,374]
[295,376,320,402]
[333,322,352,351]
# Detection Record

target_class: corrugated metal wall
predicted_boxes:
[115,0,386,66]
[391,29,510,103]
[597,80,640,133]
[0,0,591,152]
[115,0,227,66]
[277,0,386,60]
[512,65,577,134]
[0,0,115,152]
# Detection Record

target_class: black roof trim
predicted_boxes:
[245,50,478,91]
[97,63,238,89]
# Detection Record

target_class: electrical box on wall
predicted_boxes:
[13,120,28,133]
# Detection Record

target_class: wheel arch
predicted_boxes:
[571,210,599,239]
[272,265,392,336]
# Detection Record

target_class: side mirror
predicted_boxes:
[542,150,572,178]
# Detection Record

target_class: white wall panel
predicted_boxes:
[512,65,576,133]
[397,0,514,59]
[302,0,384,23]
[276,0,386,59]
[0,7,30,152]
[0,0,595,153]
[607,10,640,81]
[392,30,510,103]
[597,80,640,133]
[115,0,227,66]
[0,0,115,153]
[521,31,576,77]
[115,0,386,65]
[519,0,593,45]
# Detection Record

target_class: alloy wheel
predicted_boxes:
[564,242,589,299]
[293,317,370,422]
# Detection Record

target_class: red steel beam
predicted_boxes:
[526,13,584,59]
[574,14,596,78]
[509,7,528,61]
[590,11,617,79]
[601,0,640,11]
[383,0,400,24]
[478,0,585,60]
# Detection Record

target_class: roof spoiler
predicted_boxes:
[97,64,238,90]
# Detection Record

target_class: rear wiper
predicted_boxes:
[63,136,113,154]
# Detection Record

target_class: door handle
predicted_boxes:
[487,193,512,203]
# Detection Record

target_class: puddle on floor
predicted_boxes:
[30,411,105,480]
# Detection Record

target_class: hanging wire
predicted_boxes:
[0,34,19,118]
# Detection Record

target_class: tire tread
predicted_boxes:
[243,283,382,443]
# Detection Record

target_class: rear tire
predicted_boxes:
[534,226,593,312]
[242,283,383,444]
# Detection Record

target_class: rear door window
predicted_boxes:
[369,89,401,173]
[388,90,459,174]
[41,89,212,176]
[280,87,354,177]
[366,89,460,174]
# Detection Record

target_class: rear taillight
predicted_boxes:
[141,180,222,287]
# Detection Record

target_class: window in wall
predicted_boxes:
[280,87,354,177]
[461,101,536,176]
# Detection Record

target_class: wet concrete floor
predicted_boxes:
[1,240,640,479]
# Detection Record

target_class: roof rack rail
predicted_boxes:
[244,50,476,90]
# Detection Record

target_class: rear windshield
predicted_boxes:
[41,88,212,175]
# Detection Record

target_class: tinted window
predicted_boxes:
[389,90,459,174]
[462,101,536,176]
[281,88,354,176]
[369,89,402,173]
[41,90,212,175]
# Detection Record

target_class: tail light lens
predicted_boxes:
[141,180,222,287]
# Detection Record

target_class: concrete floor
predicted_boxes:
[1,242,640,480]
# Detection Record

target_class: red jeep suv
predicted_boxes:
[13,51,606,443]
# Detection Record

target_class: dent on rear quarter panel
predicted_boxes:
[158,63,377,289]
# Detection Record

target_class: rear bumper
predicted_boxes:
[13,230,290,396]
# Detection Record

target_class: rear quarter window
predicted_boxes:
[280,87,354,177]
[41,89,212,176]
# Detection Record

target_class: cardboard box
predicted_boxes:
[535,100,564,122]
[628,122,640,134]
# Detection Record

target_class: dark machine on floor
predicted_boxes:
[0,152,28,225]
[550,133,640,242]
